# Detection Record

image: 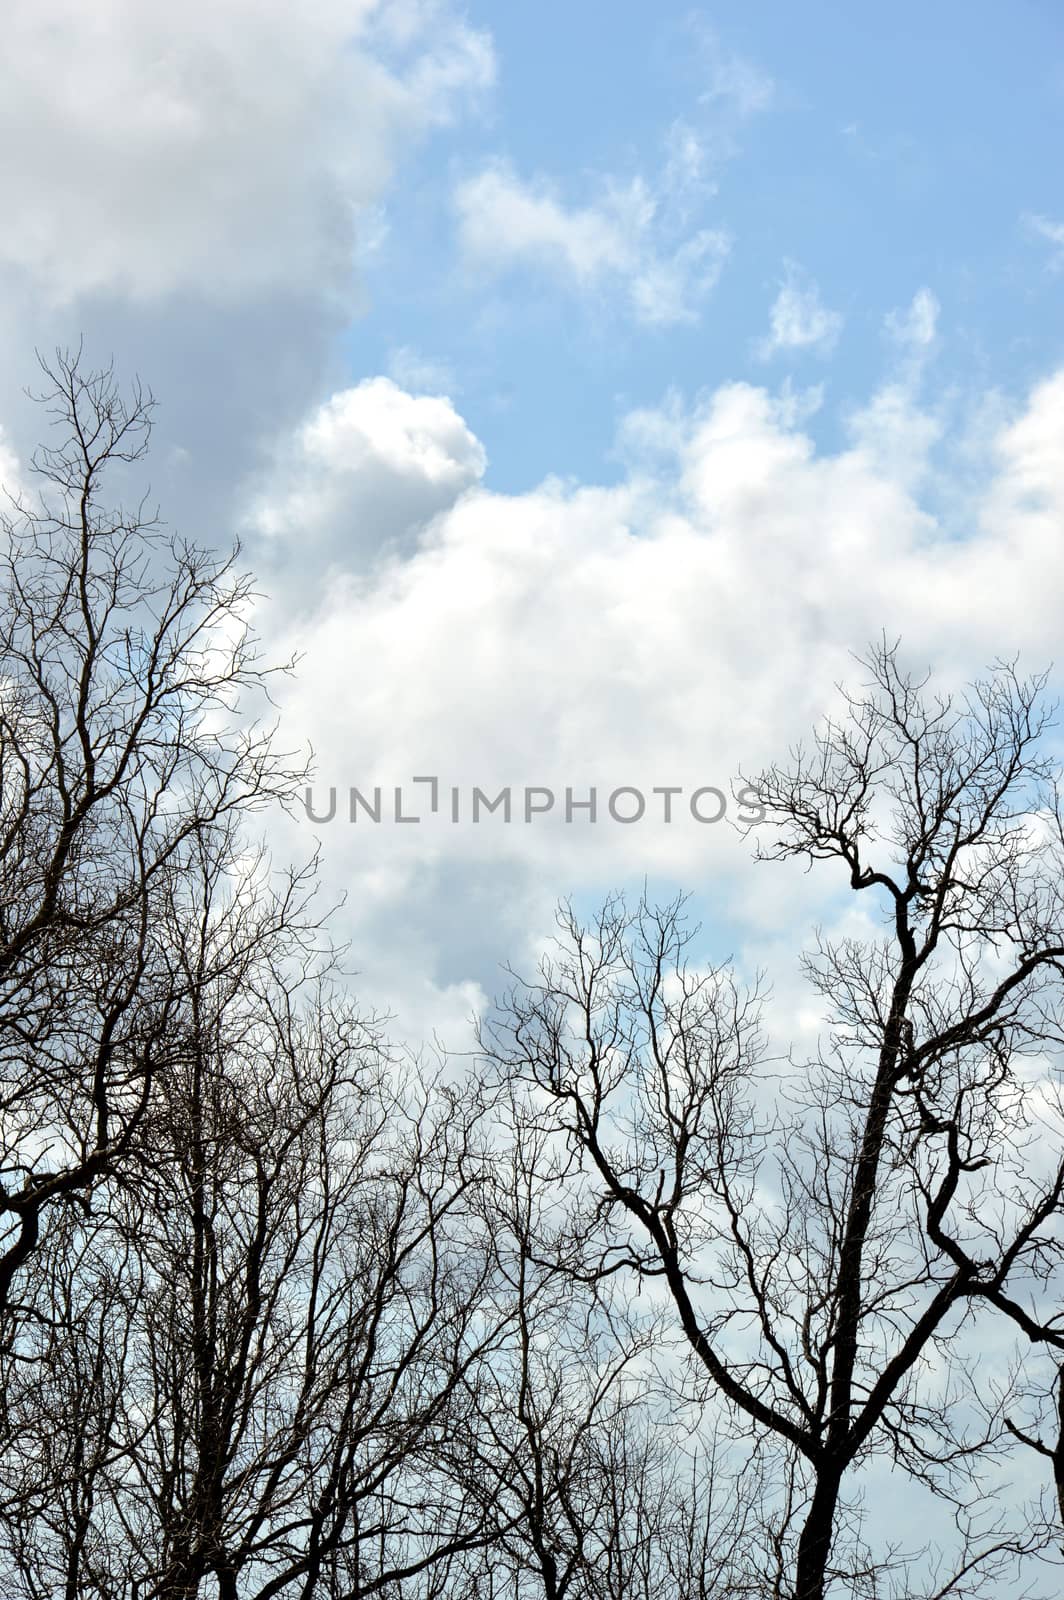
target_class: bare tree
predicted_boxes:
[0,839,510,1600]
[0,1202,144,1600]
[433,1104,761,1600]
[0,349,304,1323]
[480,643,1064,1600]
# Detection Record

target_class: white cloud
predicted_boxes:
[756,264,843,359]
[246,378,485,599]
[453,161,730,326]
[250,361,1064,1024]
[844,383,942,490]
[455,166,645,283]
[1026,212,1064,271]
[884,286,939,348]
[0,0,493,303]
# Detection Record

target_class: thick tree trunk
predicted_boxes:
[792,1468,842,1600]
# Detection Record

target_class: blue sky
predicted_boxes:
[346,1,1064,491]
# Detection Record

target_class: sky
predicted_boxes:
[1,0,1063,1036]
[4,3,1064,1584]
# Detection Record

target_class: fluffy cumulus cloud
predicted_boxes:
[454,158,731,326]
[245,378,486,599]
[248,355,1064,1027]
[756,262,844,359]
[0,0,493,303]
